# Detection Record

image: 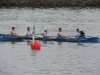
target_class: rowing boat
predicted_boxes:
[0,34,99,43]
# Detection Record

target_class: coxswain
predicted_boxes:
[76,29,86,38]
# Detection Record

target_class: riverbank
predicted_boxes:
[0,0,100,7]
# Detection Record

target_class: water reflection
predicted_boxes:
[31,50,37,56]
[10,42,16,44]
[58,42,62,45]
[42,41,47,44]
[26,41,31,45]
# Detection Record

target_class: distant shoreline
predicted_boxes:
[0,0,100,7]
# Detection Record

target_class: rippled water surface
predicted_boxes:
[0,7,100,75]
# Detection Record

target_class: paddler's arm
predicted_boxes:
[13,32,21,37]
[58,33,65,38]
[15,33,21,37]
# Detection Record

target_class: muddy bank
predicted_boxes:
[0,0,100,7]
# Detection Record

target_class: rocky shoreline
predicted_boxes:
[0,0,100,7]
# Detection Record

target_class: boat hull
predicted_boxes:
[0,34,99,43]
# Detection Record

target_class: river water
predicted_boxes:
[0,7,100,75]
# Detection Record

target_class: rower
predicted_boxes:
[41,28,52,39]
[26,27,32,37]
[57,28,70,39]
[76,29,86,38]
[10,27,20,37]
[42,28,48,38]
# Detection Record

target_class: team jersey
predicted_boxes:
[26,31,32,37]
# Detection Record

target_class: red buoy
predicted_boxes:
[30,40,41,50]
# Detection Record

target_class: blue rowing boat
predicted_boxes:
[0,34,99,43]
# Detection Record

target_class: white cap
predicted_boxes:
[44,28,47,30]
